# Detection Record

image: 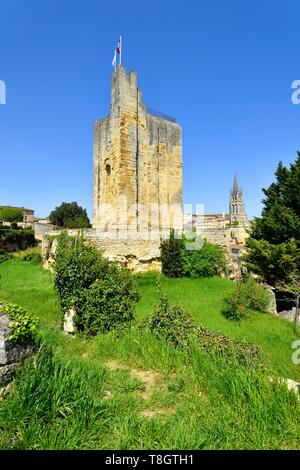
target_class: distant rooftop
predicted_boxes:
[0,205,35,213]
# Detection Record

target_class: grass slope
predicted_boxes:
[0,260,299,450]
[1,261,296,380]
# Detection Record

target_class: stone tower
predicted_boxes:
[229,173,248,224]
[93,66,183,238]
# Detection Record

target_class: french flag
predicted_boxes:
[112,36,122,69]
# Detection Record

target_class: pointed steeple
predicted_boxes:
[233,172,239,192]
[229,172,248,225]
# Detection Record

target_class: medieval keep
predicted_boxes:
[93,65,183,236]
[39,64,250,273]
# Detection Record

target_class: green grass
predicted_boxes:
[1,332,299,450]
[135,273,300,381]
[0,260,60,326]
[0,260,299,450]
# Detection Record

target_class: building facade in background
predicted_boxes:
[184,173,250,248]
[0,205,35,228]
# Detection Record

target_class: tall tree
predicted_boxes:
[49,202,90,228]
[244,152,300,285]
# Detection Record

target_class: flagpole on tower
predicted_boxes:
[119,35,122,65]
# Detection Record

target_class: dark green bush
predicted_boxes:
[223,278,271,321]
[18,248,42,265]
[181,238,228,277]
[0,252,13,264]
[53,233,110,315]
[0,229,36,252]
[143,294,262,364]
[161,231,228,278]
[143,294,197,347]
[53,233,139,335]
[160,230,184,277]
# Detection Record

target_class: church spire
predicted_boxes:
[229,172,248,225]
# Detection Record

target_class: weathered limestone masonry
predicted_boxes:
[42,229,161,272]
[93,65,183,236]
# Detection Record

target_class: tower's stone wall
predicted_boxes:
[93,66,183,237]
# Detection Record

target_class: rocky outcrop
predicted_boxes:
[277,307,296,322]
[0,312,33,387]
[264,285,278,315]
[42,231,162,273]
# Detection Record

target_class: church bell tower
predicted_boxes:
[229,173,248,225]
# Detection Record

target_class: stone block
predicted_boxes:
[64,308,76,334]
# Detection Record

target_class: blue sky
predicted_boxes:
[0,0,299,219]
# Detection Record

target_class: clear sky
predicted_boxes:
[0,0,299,219]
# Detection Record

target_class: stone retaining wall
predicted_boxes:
[41,229,161,273]
[0,312,33,387]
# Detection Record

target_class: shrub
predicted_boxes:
[53,233,110,315]
[222,285,248,321]
[160,230,184,277]
[0,252,13,264]
[243,237,300,286]
[223,278,271,321]
[0,300,38,343]
[53,233,139,335]
[143,294,262,364]
[241,277,271,311]
[161,231,228,278]
[181,238,227,277]
[16,247,42,264]
[76,264,139,335]
[143,294,197,347]
[0,229,36,252]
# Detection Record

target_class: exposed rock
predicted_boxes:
[0,311,33,386]
[0,363,20,387]
[277,308,296,322]
[42,232,162,273]
[285,378,300,395]
[264,285,277,315]
[270,376,300,397]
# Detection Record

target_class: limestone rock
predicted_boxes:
[63,308,76,334]
[285,378,300,395]
[278,308,296,322]
[0,310,34,386]
[0,363,19,387]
